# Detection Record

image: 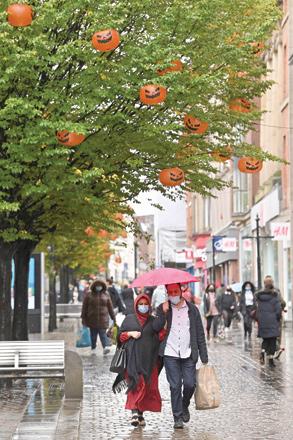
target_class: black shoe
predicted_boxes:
[260,351,265,365]
[131,414,139,427]
[174,418,184,429]
[182,407,190,423]
[269,358,276,368]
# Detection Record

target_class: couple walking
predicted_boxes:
[113,283,208,429]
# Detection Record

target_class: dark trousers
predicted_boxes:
[262,337,277,356]
[89,328,110,349]
[164,356,196,420]
[243,306,254,336]
[222,310,233,328]
[206,315,219,338]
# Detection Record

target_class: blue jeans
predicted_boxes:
[89,328,110,349]
[164,356,197,419]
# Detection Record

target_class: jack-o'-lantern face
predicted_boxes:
[157,60,183,76]
[7,4,33,27]
[56,131,85,147]
[140,85,167,105]
[184,115,208,135]
[238,157,263,173]
[159,167,185,187]
[92,29,120,51]
[229,98,251,113]
[250,42,265,56]
[211,146,233,162]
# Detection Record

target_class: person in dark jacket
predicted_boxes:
[121,284,135,315]
[240,281,256,339]
[81,280,115,354]
[156,283,208,430]
[114,293,165,427]
[217,285,237,341]
[203,283,220,341]
[256,283,281,367]
[107,279,125,314]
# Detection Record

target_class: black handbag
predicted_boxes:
[110,345,127,374]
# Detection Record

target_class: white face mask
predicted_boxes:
[169,295,181,305]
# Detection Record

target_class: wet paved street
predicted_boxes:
[1,320,293,439]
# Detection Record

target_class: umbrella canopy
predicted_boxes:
[130,268,200,288]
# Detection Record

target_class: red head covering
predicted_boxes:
[134,293,151,326]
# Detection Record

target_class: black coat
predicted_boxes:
[217,292,237,313]
[156,301,208,364]
[121,288,135,315]
[117,313,164,391]
[256,288,281,338]
[107,286,125,313]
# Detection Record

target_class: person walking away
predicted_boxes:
[240,281,256,339]
[81,280,115,354]
[107,279,125,315]
[121,283,135,315]
[263,275,286,360]
[156,283,208,429]
[203,284,220,342]
[256,281,281,367]
[217,286,237,342]
[113,294,166,427]
[151,285,167,310]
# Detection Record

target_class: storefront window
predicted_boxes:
[233,160,249,214]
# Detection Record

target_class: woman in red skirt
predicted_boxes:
[113,293,166,427]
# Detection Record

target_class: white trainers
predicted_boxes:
[103,347,110,355]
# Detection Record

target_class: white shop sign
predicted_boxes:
[251,188,280,229]
[243,238,252,252]
[271,222,291,241]
[222,237,238,252]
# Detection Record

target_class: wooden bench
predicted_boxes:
[0,340,83,399]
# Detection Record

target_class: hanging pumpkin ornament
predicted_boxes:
[159,167,185,187]
[120,230,127,239]
[184,115,208,135]
[140,85,167,105]
[7,4,33,27]
[98,229,108,238]
[115,255,122,264]
[157,60,183,76]
[92,29,120,51]
[238,157,263,173]
[250,42,265,56]
[115,213,124,221]
[56,130,86,147]
[85,226,95,237]
[229,98,251,113]
[211,146,233,162]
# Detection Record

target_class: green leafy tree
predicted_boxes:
[0,0,280,339]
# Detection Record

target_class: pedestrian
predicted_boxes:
[240,281,256,339]
[114,293,166,427]
[107,279,125,315]
[156,283,208,429]
[256,278,282,367]
[121,283,135,315]
[217,285,237,341]
[203,283,220,342]
[81,280,115,354]
[151,285,167,310]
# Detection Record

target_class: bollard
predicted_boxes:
[65,350,83,399]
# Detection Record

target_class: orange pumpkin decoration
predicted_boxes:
[159,167,185,187]
[120,230,127,239]
[7,4,33,27]
[211,146,233,162]
[115,255,122,264]
[229,98,251,113]
[238,157,263,173]
[98,229,108,238]
[85,226,95,237]
[56,130,85,147]
[250,42,265,56]
[92,29,120,51]
[115,213,124,221]
[140,85,167,105]
[184,115,208,135]
[157,60,183,76]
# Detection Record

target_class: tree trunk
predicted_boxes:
[48,271,57,332]
[59,265,70,303]
[12,240,37,341]
[0,240,17,340]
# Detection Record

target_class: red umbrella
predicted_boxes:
[130,268,200,288]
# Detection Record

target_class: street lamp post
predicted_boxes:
[134,241,139,279]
